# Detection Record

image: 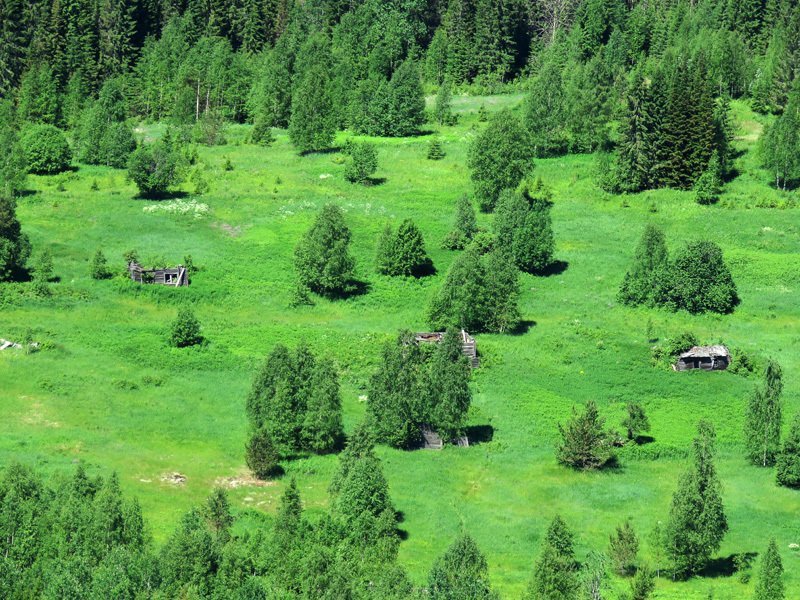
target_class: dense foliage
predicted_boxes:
[375,219,433,277]
[20,124,72,174]
[0,195,31,281]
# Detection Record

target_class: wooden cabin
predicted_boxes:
[414,329,479,367]
[128,262,189,287]
[421,425,469,450]
[673,345,730,371]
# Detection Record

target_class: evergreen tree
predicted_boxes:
[0,101,27,198]
[665,420,727,579]
[169,307,203,348]
[760,88,800,189]
[615,70,659,193]
[289,37,335,154]
[776,413,800,488]
[524,60,568,157]
[525,516,579,600]
[428,533,496,600]
[544,515,575,563]
[753,539,784,600]
[127,140,185,198]
[90,249,111,280]
[494,189,555,274]
[375,219,432,277]
[618,224,669,306]
[608,520,639,575]
[246,426,281,479]
[483,248,522,335]
[693,152,723,205]
[428,327,472,441]
[302,361,344,454]
[294,203,356,297]
[442,195,477,250]
[332,452,396,540]
[17,64,59,125]
[97,0,136,79]
[366,331,427,448]
[21,124,72,175]
[427,138,446,160]
[630,564,656,600]
[343,141,378,184]
[745,359,784,467]
[159,508,218,596]
[386,60,426,136]
[556,400,614,470]
[622,402,650,441]
[433,79,456,126]
[653,241,738,314]
[203,487,233,543]
[468,110,534,211]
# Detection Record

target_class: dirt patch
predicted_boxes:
[212,222,242,237]
[161,472,187,485]
[215,474,275,489]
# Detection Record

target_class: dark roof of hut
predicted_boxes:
[678,345,730,359]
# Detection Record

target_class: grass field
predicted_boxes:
[2,94,799,598]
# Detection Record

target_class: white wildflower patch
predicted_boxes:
[143,199,210,219]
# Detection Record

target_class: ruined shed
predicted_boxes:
[673,345,730,371]
[128,262,189,287]
[414,329,479,368]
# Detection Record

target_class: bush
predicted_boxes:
[192,112,227,146]
[294,204,357,297]
[21,124,72,174]
[249,118,274,146]
[99,122,137,169]
[128,140,185,198]
[246,427,281,479]
[0,195,31,281]
[344,142,378,184]
[169,307,202,348]
[427,138,445,160]
[90,249,111,280]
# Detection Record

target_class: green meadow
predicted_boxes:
[1,95,799,598]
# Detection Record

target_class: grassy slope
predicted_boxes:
[1,94,799,598]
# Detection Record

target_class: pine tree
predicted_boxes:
[753,539,785,600]
[442,195,477,250]
[776,413,800,488]
[468,110,534,211]
[302,361,343,454]
[556,401,613,470]
[745,360,784,467]
[428,533,496,599]
[608,520,639,575]
[622,403,650,441]
[294,203,356,297]
[665,420,727,579]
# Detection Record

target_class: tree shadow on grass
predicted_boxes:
[410,259,436,278]
[134,190,190,201]
[299,147,342,157]
[465,425,494,446]
[700,552,758,579]
[508,320,537,336]
[322,279,371,301]
[363,177,387,186]
[634,435,655,445]
[535,260,569,277]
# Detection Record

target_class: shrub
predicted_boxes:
[21,124,72,174]
[0,195,31,281]
[91,249,111,280]
[128,140,185,198]
[99,122,137,169]
[344,142,378,184]
[375,219,433,277]
[169,307,202,348]
[427,138,445,160]
[294,204,357,297]
[249,118,274,146]
[246,427,281,479]
[776,414,800,488]
[441,195,477,250]
[192,112,227,146]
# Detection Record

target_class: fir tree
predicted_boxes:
[428,327,472,441]
[620,225,670,306]
[0,195,31,281]
[17,64,59,125]
[203,487,233,542]
[343,141,378,184]
[246,426,281,479]
[493,189,555,274]
[753,539,785,600]
[302,361,344,454]
[545,515,575,562]
[428,533,496,599]
[525,516,579,600]
[694,152,723,205]
[294,203,356,297]
[169,307,203,348]
[622,402,651,441]
[665,420,728,579]
[427,138,446,160]
[289,37,335,154]
[744,359,784,467]
[468,110,534,211]
[442,195,477,250]
[0,101,27,198]
[556,400,613,470]
[386,60,426,136]
[608,520,639,575]
[376,219,432,277]
[630,564,656,600]
[776,413,800,488]
[433,79,456,126]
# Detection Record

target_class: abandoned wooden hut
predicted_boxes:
[673,345,730,371]
[128,262,189,287]
[420,425,469,450]
[414,329,479,367]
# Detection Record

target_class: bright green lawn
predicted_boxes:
[1,98,799,599]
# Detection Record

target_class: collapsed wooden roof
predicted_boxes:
[678,345,730,359]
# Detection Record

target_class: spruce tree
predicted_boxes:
[246,426,281,479]
[525,516,578,600]
[545,515,576,563]
[468,110,534,211]
[386,60,426,136]
[745,359,784,467]
[615,70,658,193]
[433,79,456,126]
[483,248,522,333]
[442,195,477,250]
[618,224,669,306]
[343,141,378,184]
[428,533,496,600]
[609,521,639,576]
[630,564,656,600]
[524,60,568,157]
[294,204,356,297]
[289,36,335,154]
[427,138,446,160]
[0,194,31,281]
[428,327,472,441]
[494,189,554,274]
[622,403,651,441]
[665,420,727,579]
[556,401,613,470]
[0,101,27,198]
[753,539,785,600]
[376,219,432,277]
[776,413,800,488]
[302,361,343,454]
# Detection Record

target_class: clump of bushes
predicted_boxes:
[619,225,738,314]
[90,249,111,280]
[128,138,185,198]
[192,111,227,146]
[493,179,555,273]
[21,124,72,174]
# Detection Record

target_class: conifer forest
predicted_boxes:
[2,0,800,597]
